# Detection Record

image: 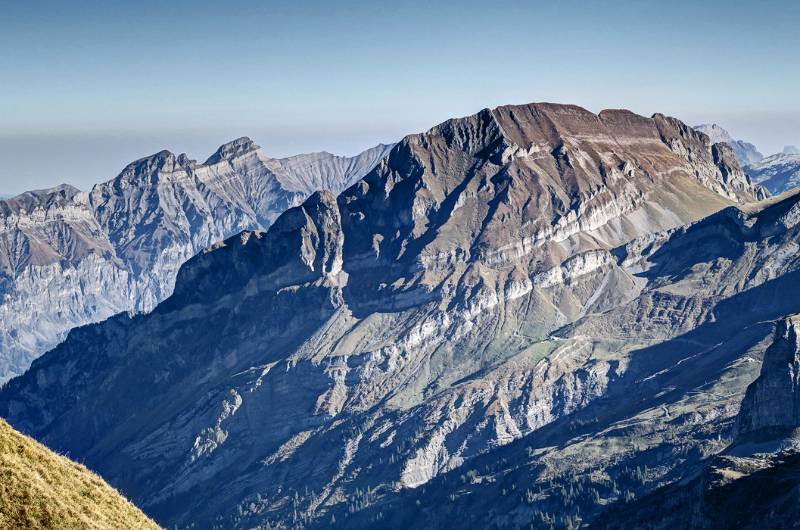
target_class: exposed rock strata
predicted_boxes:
[0,102,771,529]
[591,315,800,530]
[0,142,392,380]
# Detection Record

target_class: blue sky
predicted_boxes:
[1,0,798,194]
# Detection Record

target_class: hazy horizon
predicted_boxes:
[2,0,798,194]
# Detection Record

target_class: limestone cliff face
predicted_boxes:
[0,185,128,379]
[736,316,800,438]
[0,142,392,381]
[0,103,775,529]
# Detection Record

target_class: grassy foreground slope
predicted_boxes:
[0,419,159,529]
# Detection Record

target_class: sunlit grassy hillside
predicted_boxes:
[0,418,160,529]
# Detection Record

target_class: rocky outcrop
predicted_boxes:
[692,124,800,195]
[0,102,773,529]
[656,115,766,201]
[0,142,393,381]
[589,314,800,530]
[736,316,800,439]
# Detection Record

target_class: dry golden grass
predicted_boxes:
[0,419,160,529]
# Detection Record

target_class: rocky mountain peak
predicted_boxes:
[0,135,390,382]
[744,151,800,195]
[736,316,800,440]
[286,189,344,279]
[339,104,763,278]
[204,136,260,165]
[169,189,343,305]
[176,153,196,167]
[263,143,395,195]
[254,188,343,285]
[694,123,764,168]
[695,122,735,143]
[712,142,763,197]
[0,183,84,214]
[425,103,762,202]
[113,150,190,185]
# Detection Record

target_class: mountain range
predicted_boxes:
[4,102,794,529]
[695,123,764,167]
[745,151,800,195]
[694,124,800,196]
[0,141,392,381]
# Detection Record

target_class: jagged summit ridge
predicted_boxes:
[336,103,764,306]
[0,184,87,218]
[0,137,393,381]
[204,136,260,165]
[264,143,396,193]
[412,103,762,202]
[170,189,344,306]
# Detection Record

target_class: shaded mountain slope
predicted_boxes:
[591,451,800,530]
[331,190,800,529]
[591,315,800,530]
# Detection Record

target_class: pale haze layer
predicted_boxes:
[1,0,798,194]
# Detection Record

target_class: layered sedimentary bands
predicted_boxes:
[0,141,392,380]
[4,102,798,529]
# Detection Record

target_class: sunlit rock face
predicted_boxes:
[0,102,774,529]
[0,141,392,381]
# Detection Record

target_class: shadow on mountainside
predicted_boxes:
[330,269,800,529]
[590,451,800,529]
